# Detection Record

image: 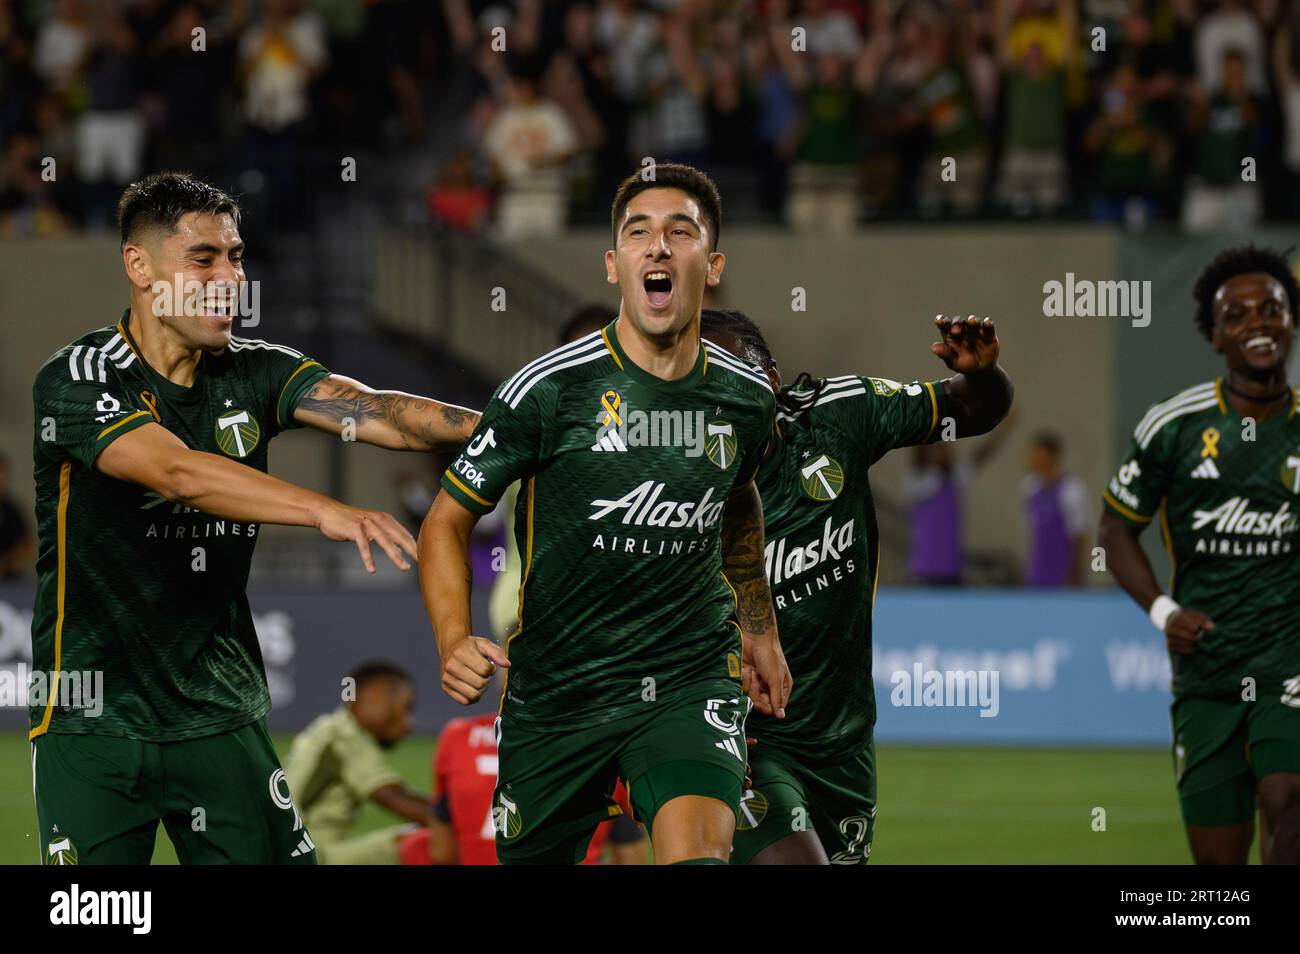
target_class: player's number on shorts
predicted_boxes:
[830,814,871,865]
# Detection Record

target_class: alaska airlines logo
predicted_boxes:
[800,454,844,502]
[214,408,260,458]
[588,481,723,534]
[1190,497,1297,538]
[765,516,856,585]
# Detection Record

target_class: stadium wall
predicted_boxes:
[0,583,1172,745]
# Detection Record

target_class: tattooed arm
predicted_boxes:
[293,374,480,451]
[721,480,792,718]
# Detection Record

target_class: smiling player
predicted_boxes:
[1100,245,1300,865]
[29,172,477,865]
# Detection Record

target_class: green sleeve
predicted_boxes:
[734,387,776,490]
[440,383,545,515]
[854,375,947,465]
[272,358,330,433]
[34,356,154,469]
[1102,419,1174,528]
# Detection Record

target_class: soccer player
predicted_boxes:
[1100,245,1300,865]
[420,163,791,865]
[701,308,1013,864]
[285,662,431,864]
[29,172,478,865]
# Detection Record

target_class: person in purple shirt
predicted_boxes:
[1021,431,1089,586]
[905,415,1014,585]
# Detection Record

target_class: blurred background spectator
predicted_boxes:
[0,0,1298,235]
[905,412,1014,585]
[1021,431,1090,588]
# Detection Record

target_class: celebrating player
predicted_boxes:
[420,163,791,865]
[701,308,1013,864]
[29,172,478,865]
[1100,245,1300,865]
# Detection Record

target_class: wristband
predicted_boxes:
[1148,594,1180,633]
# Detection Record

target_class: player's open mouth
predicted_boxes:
[1244,334,1277,353]
[643,270,673,310]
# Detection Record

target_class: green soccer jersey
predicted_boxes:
[29,312,329,742]
[439,322,776,730]
[748,374,946,762]
[1103,378,1300,699]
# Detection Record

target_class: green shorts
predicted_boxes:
[731,736,876,865]
[32,719,317,865]
[494,678,749,864]
[1172,683,1300,828]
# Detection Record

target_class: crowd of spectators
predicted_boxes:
[0,0,437,236]
[5,0,1300,238]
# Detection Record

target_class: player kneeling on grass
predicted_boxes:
[1100,245,1300,865]
[284,662,433,865]
[701,308,1013,864]
[28,172,478,865]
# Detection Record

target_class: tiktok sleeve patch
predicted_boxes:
[1102,432,1169,526]
[440,391,544,515]
[34,356,153,469]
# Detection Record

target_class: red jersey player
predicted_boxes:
[400,713,645,864]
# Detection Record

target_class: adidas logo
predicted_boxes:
[1190,459,1219,479]
[591,429,628,452]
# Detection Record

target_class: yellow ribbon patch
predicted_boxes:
[1201,426,1220,459]
[601,389,622,427]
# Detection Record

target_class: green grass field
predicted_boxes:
[3,731,1242,864]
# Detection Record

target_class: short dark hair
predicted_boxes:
[1193,244,1299,341]
[117,172,240,249]
[610,163,722,251]
[700,308,773,367]
[558,303,617,345]
[349,660,414,693]
[1030,431,1063,456]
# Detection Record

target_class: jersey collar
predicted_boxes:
[601,317,706,393]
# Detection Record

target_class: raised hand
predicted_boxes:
[932,314,1000,373]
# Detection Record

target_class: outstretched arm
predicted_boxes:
[934,315,1014,438]
[294,374,479,451]
[721,481,791,718]
[97,421,416,573]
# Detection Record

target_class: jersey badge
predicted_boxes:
[214,408,261,458]
[800,454,845,501]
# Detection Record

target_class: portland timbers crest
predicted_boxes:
[704,420,737,470]
[736,788,769,831]
[45,828,78,865]
[214,408,261,458]
[800,454,845,502]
